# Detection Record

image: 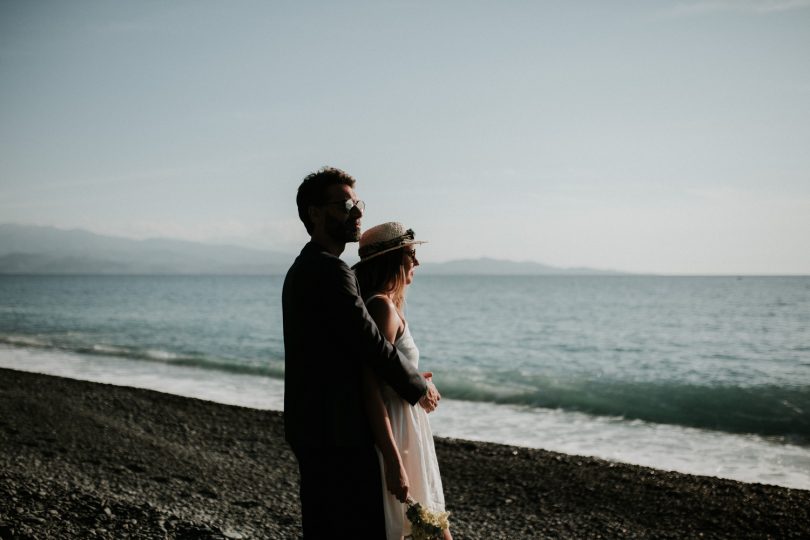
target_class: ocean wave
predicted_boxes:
[0,335,284,379]
[437,375,810,444]
[0,335,51,348]
[3,333,808,444]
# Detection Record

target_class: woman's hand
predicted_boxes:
[418,372,441,413]
[383,454,409,503]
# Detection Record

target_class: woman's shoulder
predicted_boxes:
[365,295,405,338]
[365,294,397,316]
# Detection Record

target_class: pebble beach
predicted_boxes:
[1,368,808,539]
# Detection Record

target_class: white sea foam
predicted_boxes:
[145,349,180,361]
[429,400,810,490]
[0,345,284,411]
[91,344,129,355]
[2,344,808,491]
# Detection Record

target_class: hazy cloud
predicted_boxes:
[3,2,808,274]
[97,219,307,253]
[668,0,810,16]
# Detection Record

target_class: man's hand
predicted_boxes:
[418,372,441,413]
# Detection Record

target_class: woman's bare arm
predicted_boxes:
[362,296,408,502]
[362,364,408,502]
[363,297,408,502]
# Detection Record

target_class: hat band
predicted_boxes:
[358,228,415,259]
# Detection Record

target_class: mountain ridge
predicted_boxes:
[0,224,623,275]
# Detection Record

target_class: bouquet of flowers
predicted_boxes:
[405,496,450,540]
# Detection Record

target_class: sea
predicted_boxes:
[1,274,808,490]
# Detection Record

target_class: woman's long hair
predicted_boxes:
[354,248,408,314]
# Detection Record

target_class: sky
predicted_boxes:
[1,0,809,275]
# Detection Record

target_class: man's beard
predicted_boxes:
[325,214,360,243]
[344,225,361,242]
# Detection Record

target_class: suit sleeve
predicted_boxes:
[328,259,427,405]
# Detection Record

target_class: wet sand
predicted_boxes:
[1,368,808,539]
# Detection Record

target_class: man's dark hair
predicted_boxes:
[296,167,356,234]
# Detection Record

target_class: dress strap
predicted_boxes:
[364,293,390,304]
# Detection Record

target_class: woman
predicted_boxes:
[354,222,452,540]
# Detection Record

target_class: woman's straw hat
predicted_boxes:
[353,222,427,266]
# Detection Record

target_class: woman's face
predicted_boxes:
[402,246,419,285]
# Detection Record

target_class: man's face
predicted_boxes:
[320,184,363,243]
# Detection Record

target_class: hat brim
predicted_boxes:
[351,240,427,269]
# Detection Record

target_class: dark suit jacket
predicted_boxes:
[283,241,427,451]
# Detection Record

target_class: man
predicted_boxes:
[283,167,440,538]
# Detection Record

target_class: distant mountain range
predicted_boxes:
[0,224,624,275]
[0,224,292,275]
[419,257,623,275]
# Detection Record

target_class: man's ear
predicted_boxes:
[308,205,321,227]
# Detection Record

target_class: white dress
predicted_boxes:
[377,322,446,540]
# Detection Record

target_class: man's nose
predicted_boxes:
[349,204,363,217]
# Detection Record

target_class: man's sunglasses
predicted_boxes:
[323,199,366,213]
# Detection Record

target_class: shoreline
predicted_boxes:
[1,368,808,539]
[4,345,808,491]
